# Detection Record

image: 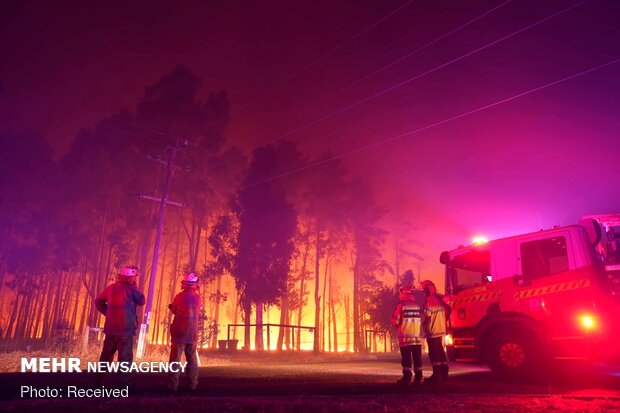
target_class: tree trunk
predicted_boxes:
[313,228,321,352]
[276,269,289,351]
[243,300,252,351]
[321,255,328,351]
[352,240,364,352]
[183,213,203,272]
[210,274,223,349]
[77,260,90,335]
[344,293,351,352]
[296,226,311,350]
[255,301,264,351]
[32,286,46,338]
[23,286,38,338]
[232,295,239,341]
[5,294,22,339]
[78,290,90,338]
[0,269,7,328]
[15,288,30,339]
[10,295,22,339]
[4,294,19,339]
[59,271,76,326]
[69,278,81,336]
[328,263,336,352]
[353,256,360,352]
[89,206,109,329]
[41,272,55,339]
[48,270,64,344]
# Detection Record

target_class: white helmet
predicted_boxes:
[181,272,198,286]
[119,266,139,277]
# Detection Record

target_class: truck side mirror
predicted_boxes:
[439,251,450,264]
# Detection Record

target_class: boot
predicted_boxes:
[425,366,442,383]
[440,364,449,382]
[413,370,423,384]
[396,370,412,385]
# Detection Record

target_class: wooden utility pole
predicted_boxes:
[136,141,187,358]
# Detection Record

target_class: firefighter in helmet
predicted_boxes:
[168,272,202,391]
[95,266,145,385]
[392,284,425,384]
[418,279,451,383]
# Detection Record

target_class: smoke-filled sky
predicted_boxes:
[1,0,619,280]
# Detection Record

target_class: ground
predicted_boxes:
[0,350,618,412]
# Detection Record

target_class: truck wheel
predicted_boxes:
[486,326,544,378]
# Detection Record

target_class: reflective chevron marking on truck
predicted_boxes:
[452,291,501,305]
[513,279,590,300]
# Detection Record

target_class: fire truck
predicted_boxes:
[441,214,620,376]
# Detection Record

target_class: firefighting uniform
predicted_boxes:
[168,288,202,391]
[95,279,145,384]
[424,293,451,382]
[392,294,425,383]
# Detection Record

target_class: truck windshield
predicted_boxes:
[449,250,491,293]
[591,227,620,298]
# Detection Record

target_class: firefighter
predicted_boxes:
[418,279,451,383]
[392,285,425,385]
[167,272,202,391]
[95,266,145,386]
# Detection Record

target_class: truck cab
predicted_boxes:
[441,219,620,376]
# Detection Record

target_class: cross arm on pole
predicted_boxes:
[137,193,186,208]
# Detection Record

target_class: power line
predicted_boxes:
[213,0,583,169]
[215,0,512,167]
[240,0,416,110]
[285,0,513,123]
[241,56,619,189]
[14,192,138,204]
[107,118,181,144]
[101,122,170,146]
[72,1,510,170]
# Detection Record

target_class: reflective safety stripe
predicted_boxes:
[452,291,501,305]
[404,309,421,318]
[513,279,590,300]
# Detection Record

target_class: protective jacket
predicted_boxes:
[170,289,202,344]
[424,293,451,338]
[95,281,145,336]
[392,296,424,347]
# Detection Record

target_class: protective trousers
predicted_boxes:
[427,336,449,382]
[98,334,134,386]
[168,342,199,390]
[399,344,423,382]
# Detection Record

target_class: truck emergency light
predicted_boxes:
[472,236,489,245]
[578,314,599,332]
